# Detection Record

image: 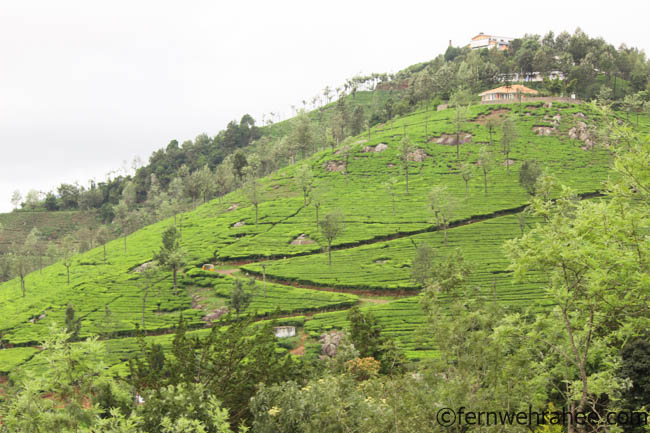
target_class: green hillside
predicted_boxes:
[0,100,646,375]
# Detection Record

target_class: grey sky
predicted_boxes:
[1,0,648,212]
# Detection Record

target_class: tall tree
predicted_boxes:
[227,279,252,318]
[505,108,649,433]
[10,190,22,210]
[96,225,111,264]
[155,225,186,295]
[243,170,262,225]
[294,164,314,206]
[61,235,76,285]
[428,185,456,244]
[24,189,40,223]
[500,116,518,174]
[478,146,494,195]
[319,210,344,266]
[519,160,543,197]
[459,162,473,199]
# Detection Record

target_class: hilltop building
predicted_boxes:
[470,33,514,51]
[479,84,538,102]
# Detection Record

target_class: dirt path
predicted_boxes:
[290,332,307,356]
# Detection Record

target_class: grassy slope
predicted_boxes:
[0,100,646,371]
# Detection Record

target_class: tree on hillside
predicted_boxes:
[25,227,46,274]
[64,303,82,341]
[130,316,296,427]
[519,160,543,197]
[500,116,518,174]
[289,111,315,160]
[459,162,473,199]
[243,170,262,225]
[232,149,248,184]
[8,241,31,297]
[294,164,314,206]
[96,225,111,264]
[155,225,186,295]
[113,200,131,253]
[24,189,40,223]
[348,307,404,375]
[10,190,22,210]
[228,279,252,318]
[121,181,137,210]
[504,108,650,433]
[450,89,472,161]
[428,185,456,244]
[485,117,500,146]
[138,265,160,330]
[350,105,366,136]
[411,242,435,288]
[478,146,494,195]
[384,177,399,215]
[311,187,324,225]
[195,165,214,204]
[61,235,76,285]
[319,210,344,266]
[214,163,234,203]
[398,136,413,195]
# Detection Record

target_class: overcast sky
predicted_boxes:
[1,0,648,212]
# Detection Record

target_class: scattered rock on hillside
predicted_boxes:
[291,234,314,245]
[232,221,245,228]
[362,143,388,153]
[322,160,346,172]
[227,204,238,211]
[319,330,345,358]
[202,307,228,324]
[574,112,586,119]
[408,149,429,162]
[132,260,156,273]
[472,108,509,124]
[532,125,556,136]
[387,163,396,168]
[432,133,473,145]
[503,159,515,166]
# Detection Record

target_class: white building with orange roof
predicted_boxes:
[478,85,539,102]
[470,33,514,51]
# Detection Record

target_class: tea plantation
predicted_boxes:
[1,101,645,373]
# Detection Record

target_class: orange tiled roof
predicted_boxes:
[479,85,539,96]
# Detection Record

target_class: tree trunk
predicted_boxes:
[456,135,460,160]
[392,193,395,215]
[142,288,148,329]
[255,204,258,225]
[465,181,469,199]
[123,230,127,253]
[404,165,409,195]
[315,206,319,225]
[66,265,70,284]
[483,169,488,195]
[103,245,107,264]
[20,276,25,297]
[327,241,332,265]
[173,267,178,295]
[262,265,267,297]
